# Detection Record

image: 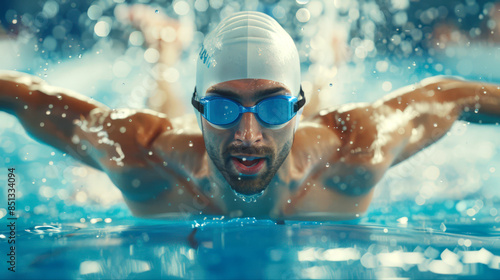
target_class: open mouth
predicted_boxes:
[231,156,266,175]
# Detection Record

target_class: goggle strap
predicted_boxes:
[294,86,306,112]
[191,88,204,113]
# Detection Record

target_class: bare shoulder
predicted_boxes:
[150,114,207,175]
[296,102,394,196]
[315,102,388,163]
[72,109,205,200]
[302,102,378,162]
[73,108,170,167]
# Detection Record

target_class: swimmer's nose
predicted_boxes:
[234,112,263,144]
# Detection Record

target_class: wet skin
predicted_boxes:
[201,80,295,196]
[1,72,500,220]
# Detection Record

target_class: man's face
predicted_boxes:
[201,79,297,195]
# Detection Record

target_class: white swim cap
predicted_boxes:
[194,11,302,129]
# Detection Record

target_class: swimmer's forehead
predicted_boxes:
[206,79,292,98]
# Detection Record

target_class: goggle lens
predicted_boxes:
[257,98,290,125]
[192,87,305,127]
[207,99,240,125]
[205,97,293,126]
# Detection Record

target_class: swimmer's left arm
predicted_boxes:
[369,76,500,166]
[310,76,500,194]
[441,78,500,124]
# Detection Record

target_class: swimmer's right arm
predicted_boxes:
[0,71,106,169]
[0,71,205,202]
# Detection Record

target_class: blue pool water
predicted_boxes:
[1,203,500,278]
[1,0,500,278]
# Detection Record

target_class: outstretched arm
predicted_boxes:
[317,76,500,169]
[0,70,206,204]
[0,70,105,169]
[375,76,500,165]
[306,76,499,197]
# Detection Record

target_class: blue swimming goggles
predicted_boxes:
[191,87,306,126]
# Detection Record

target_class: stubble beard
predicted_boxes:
[204,136,293,196]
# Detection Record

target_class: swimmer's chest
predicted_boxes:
[123,174,374,219]
[279,177,375,219]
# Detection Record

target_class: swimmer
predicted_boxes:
[1,11,500,220]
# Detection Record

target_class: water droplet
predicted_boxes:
[232,189,264,203]
[287,199,291,204]
[325,162,330,168]
[148,151,153,155]
[132,179,141,188]
[433,123,438,127]
[188,141,193,147]
[464,239,472,247]
[155,10,159,14]
[45,110,51,115]
[329,83,333,87]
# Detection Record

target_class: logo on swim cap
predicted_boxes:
[199,44,214,68]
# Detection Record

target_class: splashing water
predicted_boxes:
[76,117,125,166]
[25,224,66,235]
[232,189,265,203]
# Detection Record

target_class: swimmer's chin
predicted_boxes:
[228,180,268,196]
